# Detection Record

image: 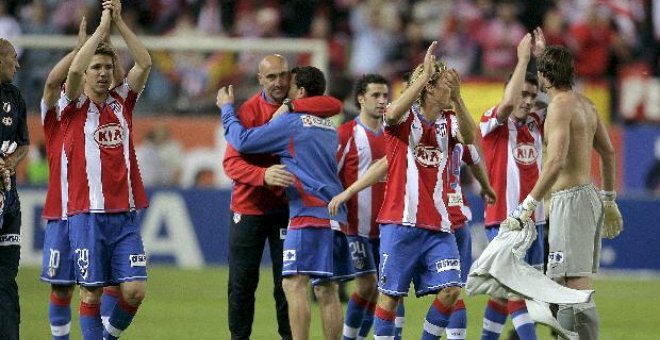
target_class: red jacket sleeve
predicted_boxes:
[222,143,267,186]
[292,95,342,118]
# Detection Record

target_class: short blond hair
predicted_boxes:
[407,61,448,106]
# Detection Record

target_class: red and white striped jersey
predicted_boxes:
[41,99,67,220]
[59,83,148,215]
[480,105,544,226]
[377,106,459,232]
[447,143,480,230]
[336,118,386,238]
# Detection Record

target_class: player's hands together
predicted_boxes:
[600,191,623,239]
[507,195,539,230]
[422,41,438,81]
[328,190,351,217]
[216,85,235,108]
[446,69,462,102]
[517,33,532,63]
[264,164,294,188]
[76,17,88,50]
[532,27,546,58]
[103,0,122,22]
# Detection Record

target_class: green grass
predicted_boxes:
[18,266,660,339]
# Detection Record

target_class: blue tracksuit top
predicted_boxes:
[221,103,348,226]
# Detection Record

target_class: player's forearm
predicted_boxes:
[385,73,429,125]
[114,18,151,70]
[66,22,108,98]
[2,145,28,171]
[600,150,616,192]
[453,97,476,144]
[469,162,491,192]
[345,158,387,197]
[498,59,528,123]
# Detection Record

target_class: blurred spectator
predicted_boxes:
[438,1,483,76]
[136,125,183,187]
[348,0,399,76]
[476,0,526,79]
[645,136,660,195]
[0,1,22,56]
[19,1,62,110]
[193,168,216,187]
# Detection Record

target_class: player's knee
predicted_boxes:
[313,283,338,302]
[282,275,306,294]
[79,286,103,304]
[122,286,146,307]
[439,286,461,305]
[51,284,75,300]
[356,275,378,301]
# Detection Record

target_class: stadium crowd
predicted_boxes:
[1,0,658,115]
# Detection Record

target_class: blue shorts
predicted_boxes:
[378,224,463,297]
[486,223,545,270]
[347,235,378,277]
[68,212,148,286]
[454,225,472,283]
[283,228,354,284]
[40,220,76,285]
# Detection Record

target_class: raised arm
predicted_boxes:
[447,68,476,144]
[385,41,437,126]
[44,17,88,108]
[328,157,387,216]
[107,0,151,91]
[65,10,112,100]
[497,33,533,123]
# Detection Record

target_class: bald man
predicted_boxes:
[0,38,31,340]
[224,55,343,340]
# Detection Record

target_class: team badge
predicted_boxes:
[279,228,287,240]
[353,257,364,270]
[109,101,121,114]
[233,212,241,224]
[513,143,538,165]
[2,102,10,113]
[283,250,296,262]
[2,117,12,126]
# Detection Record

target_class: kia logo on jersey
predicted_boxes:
[94,123,124,148]
[513,143,538,165]
[414,145,442,167]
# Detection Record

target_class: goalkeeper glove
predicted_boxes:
[600,191,623,239]
[507,195,539,230]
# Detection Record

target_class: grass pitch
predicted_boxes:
[18,266,660,339]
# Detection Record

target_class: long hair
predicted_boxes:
[407,60,448,106]
[537,46,574,89]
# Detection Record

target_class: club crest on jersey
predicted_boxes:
[283,250,296,262]
[94,123,124,148]
[1,117,12,126]
[2,102,10,113]
[300,115,335,130]
[414,145,442,167]
[109,101,121,114]
[513,143,538,165]
[436,122,447,138]
[447,193,464,206]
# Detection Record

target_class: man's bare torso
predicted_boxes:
[545,92,599,192]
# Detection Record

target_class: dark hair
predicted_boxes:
[291,66,325,96]
[93,43,116,67]
[353,74,389,109]
[505,71,538,88]
[537,46,574,89]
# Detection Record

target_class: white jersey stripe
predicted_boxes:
[354,125,373,236]
[60,145,69,219]
[84,111,104,210]
[403,145,419,225]
[506,123,521,214]
[336,137,352,172]
[115,108,135,208]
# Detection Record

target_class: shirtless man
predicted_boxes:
[508,45,623,339]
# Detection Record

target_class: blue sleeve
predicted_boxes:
[221,103,290,155]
